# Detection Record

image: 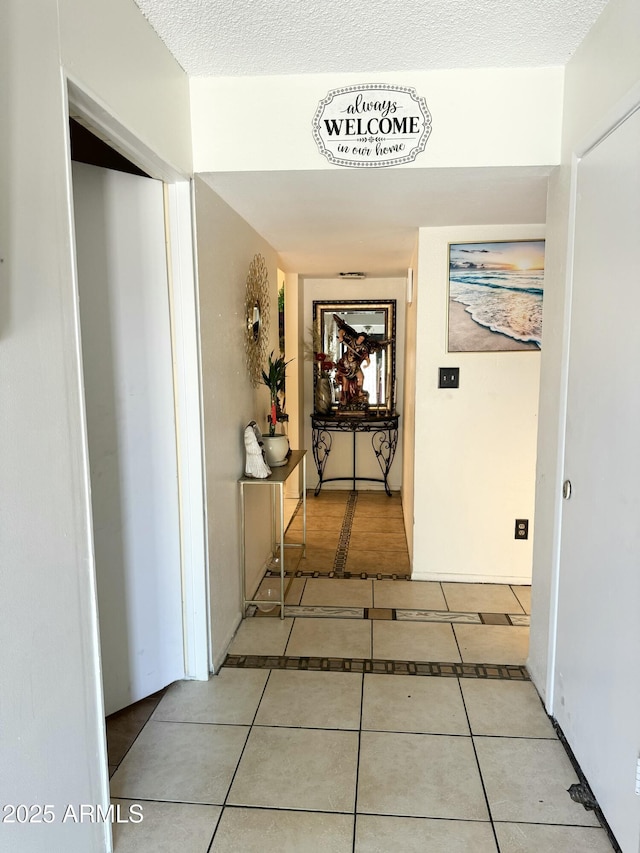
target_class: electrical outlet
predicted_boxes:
[439,367,460,388]
[515,519,529,540]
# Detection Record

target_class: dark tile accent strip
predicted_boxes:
[263,568,411,580]
[366,608,394,620]
[480,612,510,625]
[333,490,358,572]
[223,654,530,680]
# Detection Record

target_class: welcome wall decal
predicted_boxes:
[312,84,432,168]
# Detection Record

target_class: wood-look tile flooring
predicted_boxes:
[282,488,411,575]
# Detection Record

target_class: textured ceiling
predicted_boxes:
[131,0,606,275]
[133,0,609,77]
[201,167,552,276]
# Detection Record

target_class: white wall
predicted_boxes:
[413,225,542,583]
[302,278,406,493]
[194,178,281,669]
[191,68,563,172]
[59,0,192,174]
[0,2,191,851]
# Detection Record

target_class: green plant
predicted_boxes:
[261,351,292,435]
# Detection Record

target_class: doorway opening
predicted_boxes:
[71,126,184,717]
[66,95,209,811]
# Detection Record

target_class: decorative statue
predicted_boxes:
[333,314,391,411]
[243,421,271,478]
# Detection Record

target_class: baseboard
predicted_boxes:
[211,611,242,674]
[412,571,531,585]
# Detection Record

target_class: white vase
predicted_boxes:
[261,433,289,467]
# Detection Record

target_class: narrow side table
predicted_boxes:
[239,449,307,619]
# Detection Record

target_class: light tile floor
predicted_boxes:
[107,491,616,852]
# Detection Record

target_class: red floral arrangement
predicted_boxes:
[315,352,335,378]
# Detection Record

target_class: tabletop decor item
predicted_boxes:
[332,313,392,413]
[314,352,335,414]
[305,325,336,414]
[261,351,292,466]
[243,421,271,479]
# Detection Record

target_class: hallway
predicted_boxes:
[106,492,615,852]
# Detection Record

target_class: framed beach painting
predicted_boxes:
[448,240,545,352]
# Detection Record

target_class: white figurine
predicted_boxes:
[244,421,271,478]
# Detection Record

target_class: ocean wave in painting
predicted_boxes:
[449,269,543,346]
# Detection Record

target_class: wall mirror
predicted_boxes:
[313,300,396,414]
[249,299,261,342]
[244,254,270,386]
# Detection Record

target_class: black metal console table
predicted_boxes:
[310,413,399,496]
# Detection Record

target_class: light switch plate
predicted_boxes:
[439,367,460,388]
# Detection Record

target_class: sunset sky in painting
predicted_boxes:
[450,241,545,272]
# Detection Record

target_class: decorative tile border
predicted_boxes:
[284,605,365,619]
[263,568,412,581]
[395,609,482,624]
[279,495,531,624]
[254,603,527,625]
[332,490,358,572]
[223,653,530,681]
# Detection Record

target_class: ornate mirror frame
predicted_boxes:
[244,254,270,386]
[313,299,396,414]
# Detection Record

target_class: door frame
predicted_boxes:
[65,77,210,684]
[545,79,640,710]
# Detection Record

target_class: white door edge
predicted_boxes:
[166,181,211,680]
